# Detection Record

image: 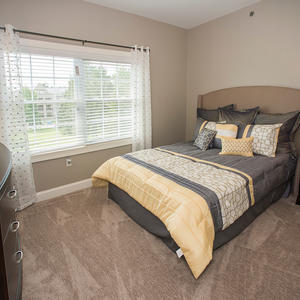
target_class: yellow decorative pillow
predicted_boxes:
[220,137,254,157]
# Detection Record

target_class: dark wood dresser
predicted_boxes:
[0,144,22,300]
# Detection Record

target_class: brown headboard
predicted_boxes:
[198,86,300,113]
[197,86,300,143]
[197,86,300,201]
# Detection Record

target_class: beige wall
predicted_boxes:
[2,0,300,191]
[186,0,300,140]
[0,0,187,191]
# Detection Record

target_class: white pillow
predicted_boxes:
[242,124,282,157]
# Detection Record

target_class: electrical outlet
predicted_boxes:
[66,158,72,167]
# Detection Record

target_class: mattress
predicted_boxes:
[93,142,296,277]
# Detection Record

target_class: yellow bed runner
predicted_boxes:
[92,155,215,279]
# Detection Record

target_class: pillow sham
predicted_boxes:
[205,122,238,148]
[241,124,282,157]
[193,128,217,150]
[254,111,300,142]
[219,107,259,126]
[240,106,260,113]
[193,117,208,141]
[220,137,254,157]
[197,104,234,121]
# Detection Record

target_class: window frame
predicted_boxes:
[20,38,133,162]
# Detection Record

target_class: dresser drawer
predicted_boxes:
[4,229,22,300]
[0,175,17,243]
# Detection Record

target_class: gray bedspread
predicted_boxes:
[158,142,296,232]
[109,142,296,253]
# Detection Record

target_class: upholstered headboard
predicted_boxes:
[198,86,300,113]
[197,86,300,201]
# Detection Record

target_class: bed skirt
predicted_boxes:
[108,181,290,253]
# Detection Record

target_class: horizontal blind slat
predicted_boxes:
[20,52,132,153]
[83,59,132,144]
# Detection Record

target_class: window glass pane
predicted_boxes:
[20,50,132,153]
[20,53,82,153]
[31,54,54,77]
[83,60,132,144]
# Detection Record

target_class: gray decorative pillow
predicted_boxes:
[197,104,234,121]
[193,128,217,150]
[255,111,299,142]
[193,117,207,141]
[219,108,259,126]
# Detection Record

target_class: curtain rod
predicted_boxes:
[0,26,149,52]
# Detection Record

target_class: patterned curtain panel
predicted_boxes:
[0,24,36,209]
[130,46,152,151]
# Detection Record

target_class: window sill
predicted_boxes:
[31,138,132,163]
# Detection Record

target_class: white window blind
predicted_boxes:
[20,52,132,154]
[83,60,132,143]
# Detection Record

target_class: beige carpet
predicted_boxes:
[18,187,300,300]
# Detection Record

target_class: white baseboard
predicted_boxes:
[36,178,92,202]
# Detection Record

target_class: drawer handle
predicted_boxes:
[10,221,20,232]
[7,189,17,199]
[15,250,23,264]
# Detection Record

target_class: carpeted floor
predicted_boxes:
[18,187,300,300]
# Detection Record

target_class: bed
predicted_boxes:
[92,86,300,279]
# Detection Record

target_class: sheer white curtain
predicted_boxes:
[131,46,152,152]
[0,24,36,210]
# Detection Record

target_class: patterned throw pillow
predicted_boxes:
[254,111,300,155]
[220,137,254,157]
[194,128,217,150]
[241,124,282,157]
[205,122,239,148]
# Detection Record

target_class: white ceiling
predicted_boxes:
[85,0,261,29]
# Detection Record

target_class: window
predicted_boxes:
[19,42,132,155]
[84,60,132,144]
